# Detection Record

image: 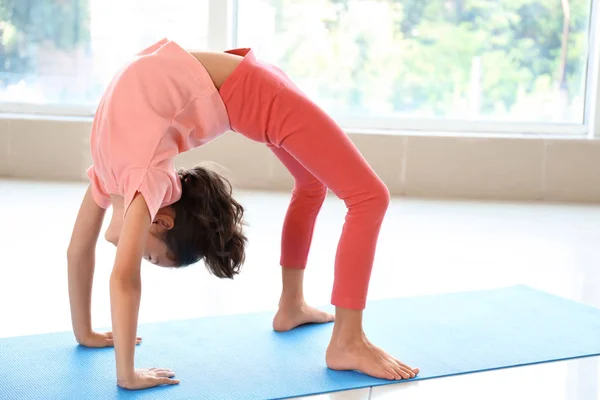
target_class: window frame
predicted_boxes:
[0,0,234,118]
[231,0,600,138]
[0,102,95,117]
[588,0,600,138]
[1,0,599,138]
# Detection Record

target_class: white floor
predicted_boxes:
[1,180,599,400]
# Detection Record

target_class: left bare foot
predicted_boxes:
[273,302,335,332]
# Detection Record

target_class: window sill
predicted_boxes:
[0,112,595,141]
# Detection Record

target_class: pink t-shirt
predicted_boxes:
[87,38,231,221]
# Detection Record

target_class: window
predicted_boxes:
[0,0,209,114]
[1,0,597,135]
[236,0,594,131]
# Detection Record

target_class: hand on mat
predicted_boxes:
[118,368,180,390]
[78,331,142,348]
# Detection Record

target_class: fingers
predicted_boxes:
[157,377,180,385]
[140,369,180,387]
[154,370,176,378]
[148,367,175,375]
[101,337,141,347]
[104,339,140,347]
[104,332,142,341]
[151,370,179,386]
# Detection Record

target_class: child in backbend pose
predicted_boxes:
[67,38,419,390]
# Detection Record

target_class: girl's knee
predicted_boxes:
[345,178,389,215]
[370,180,391,213]
[293,180,328,200]
[343,178,391,216]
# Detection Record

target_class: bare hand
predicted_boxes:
[118,368,180,390]
[77,331,142,348]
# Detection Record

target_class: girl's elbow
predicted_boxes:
[66,245,87,263]
[110,269,141,290]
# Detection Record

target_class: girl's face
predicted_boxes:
[105,206,177,268]
[143,229,177,268]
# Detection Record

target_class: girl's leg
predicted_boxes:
[274,108,388,311]
[268,89,419,380]
[267,144,328,271]
[267,144,335,332]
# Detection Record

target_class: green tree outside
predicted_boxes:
[263,0,591,123]
[0,0,90,84]
[0,0,592,123]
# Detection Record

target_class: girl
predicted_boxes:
[67,38,419,390]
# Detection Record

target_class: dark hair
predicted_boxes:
[164,165,247,278]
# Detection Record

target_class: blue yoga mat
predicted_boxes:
[1,285,599,399]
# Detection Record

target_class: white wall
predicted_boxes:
[1,116,599,202]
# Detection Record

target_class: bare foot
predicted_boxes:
[326,335,419,380]
[273,302,335,332]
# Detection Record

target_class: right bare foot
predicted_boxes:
[326,335,419,380]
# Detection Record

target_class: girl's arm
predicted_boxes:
[67,185,108,344]
[111,192,179,389]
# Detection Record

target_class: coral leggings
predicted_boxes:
[219,49,390,310]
